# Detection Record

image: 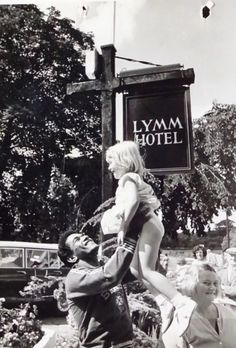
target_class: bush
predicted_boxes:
[133,326,159,348]
[128,291,162,340]
[20,275,65,299]
[20,275,69,313]
[0,300,43,348]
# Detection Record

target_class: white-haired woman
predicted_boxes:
[162,263,236,348]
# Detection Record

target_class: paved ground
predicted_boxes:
[42,316,68,332]
[42,317,79,347]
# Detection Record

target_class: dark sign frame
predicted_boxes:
[123,86,194,175]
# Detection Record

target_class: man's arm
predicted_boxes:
[223,285,236,297]
[218,269,236,297]
[66,237,137,298]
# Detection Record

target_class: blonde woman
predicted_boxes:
[101,140,195,334]
[162,263,236,347]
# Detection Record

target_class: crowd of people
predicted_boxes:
[57,140,236,348]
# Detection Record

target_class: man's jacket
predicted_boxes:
[66,237,137,348]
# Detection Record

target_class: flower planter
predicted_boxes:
[34,327,56,348]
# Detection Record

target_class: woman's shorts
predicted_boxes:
[128,202,154,237]
[101,202,154,237]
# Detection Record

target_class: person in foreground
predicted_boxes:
[58,227,139,348]
[101,141,196,334]
[162,263,236,348]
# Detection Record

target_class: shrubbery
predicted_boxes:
[0,300,43,348]
[20,275,69,313]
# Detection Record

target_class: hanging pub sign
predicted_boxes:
[123,86,194,175]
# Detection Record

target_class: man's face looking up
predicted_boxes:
[65,233,98,261]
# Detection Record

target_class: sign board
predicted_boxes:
[123,87,194,175]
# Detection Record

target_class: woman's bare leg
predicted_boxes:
[130,214,178,300]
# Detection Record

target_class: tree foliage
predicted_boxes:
[161,102,236,240]
[0,5,101,242]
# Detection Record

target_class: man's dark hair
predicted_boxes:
[58,229,78,267]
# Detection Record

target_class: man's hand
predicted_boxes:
[117,230,125,245]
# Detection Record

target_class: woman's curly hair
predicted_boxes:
[192,244,207,259]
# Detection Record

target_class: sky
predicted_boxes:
[1,0,236,121]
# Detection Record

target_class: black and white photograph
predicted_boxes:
[0,1,235,347]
